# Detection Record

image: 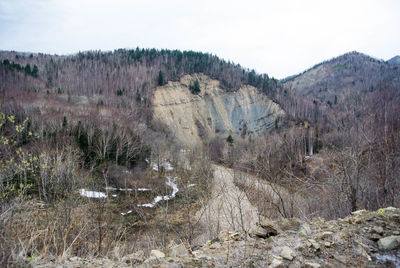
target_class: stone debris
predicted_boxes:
[31,207,400,267]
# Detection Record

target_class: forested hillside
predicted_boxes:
[283,51,400,104]
[0,49,279,99]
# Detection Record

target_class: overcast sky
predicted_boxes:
[0,0,399,78]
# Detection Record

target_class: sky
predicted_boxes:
[0,0,399,79]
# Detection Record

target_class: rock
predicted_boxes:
[278,218,302,231]
[259,218,280,236]
[299,223,312,237]
[358,247,372,261]
[150,250,165,258]
[333,255,347,264]
[218,230,230,241]
[266,236,275,243]
[372,226,384,234]
[168,244,189,257]
[383,207,397,212]
[377,235,400,250]
[219,230,241,241]
[230,232,241,241]
[192,250,211,260]
[142,256,159,265]
[305,262,321,268]
[270,258,284,268]
[369,233,382,241]
[352,209,367,215]
[123,250,145,264]
[317,231,333,240]
[209,242,221,249]
[269,256,284,268]
[249,225,268,238]
[393,231,400,235]
[307,239,320,250]
[280,246,295,261]
[324,242,331,247]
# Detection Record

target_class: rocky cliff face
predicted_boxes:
[153,74,284,145]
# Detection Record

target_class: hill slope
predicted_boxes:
[283,51,400,104]
[388,55,400,64]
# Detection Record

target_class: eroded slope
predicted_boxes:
[153,74,284,145]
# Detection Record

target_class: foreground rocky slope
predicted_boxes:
[153,74,284,145]
[32,207,400,267]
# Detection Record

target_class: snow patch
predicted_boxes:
[79,189,107,198]
[105,187,133,191]
[137,177,179,208]
[138,188,152,192]
[152,160,173,172]
[121,210,133,216]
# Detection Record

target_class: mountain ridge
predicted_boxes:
[388,55,400,64]
[282,51,400,106]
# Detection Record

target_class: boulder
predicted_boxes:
[305,262,321,268]
[209,242,221,249]
[316,231,333,240]
[249,225,268,238]
[123,250,145,264]
[280,246,295,261]
[269,256,284,268]
[383,207,397,212]
[307,239,320,250]
[168,244,189,257]
[278,218,302,232]
[230,232,241,241]
[259,218,280,236]
[299,223,312,237]
[352,209,367,215]
[150,250,165,258]
[270,258,284,268]
[377,235,400,250]
[372,226,384,234]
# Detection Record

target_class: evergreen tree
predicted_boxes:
[158,70,164,86]
[32,65,39,78]
[62,116,68,128]
[189,79,200,94]
[226,134,234,145]
[24,64,31,75]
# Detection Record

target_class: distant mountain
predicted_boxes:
[282,51,400,105]
[388,55,400,64]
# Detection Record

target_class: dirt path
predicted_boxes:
[194,165,259,243]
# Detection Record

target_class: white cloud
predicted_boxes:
[0,0,399,78]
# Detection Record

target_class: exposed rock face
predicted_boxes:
[153,74,284,145]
